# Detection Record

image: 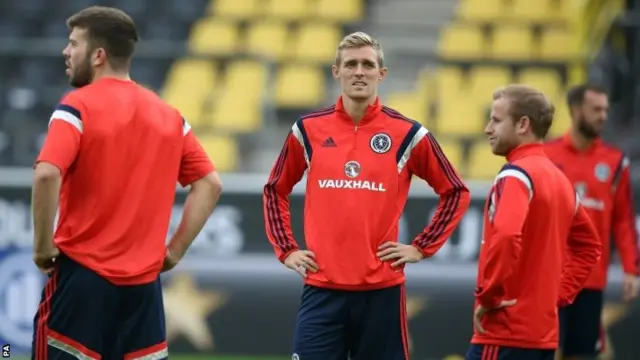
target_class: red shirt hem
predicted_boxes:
[304,276,405,291]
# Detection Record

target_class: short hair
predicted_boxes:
[566,84,607,108]
[493,84,555,139]
[66,6,139,70]
[335,32,384,67]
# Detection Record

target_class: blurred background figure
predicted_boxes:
[0,0,639,359]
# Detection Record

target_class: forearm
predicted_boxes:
[32,166,62,252]
[168,177,221,257]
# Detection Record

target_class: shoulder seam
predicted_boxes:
[299,105,336,122]
[381,105,418,125]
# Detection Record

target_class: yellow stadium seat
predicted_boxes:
[209,90,262,133]
[517,68,564,99]
[436,92,487,137]
[456,0,503,22]
[245,21,289,61]
[188,18,239,56]
[224,60,268,100]
[291,23,341,64]
[275,65,325,108]
[262,0,309,20]
[436,139,465,173]
[435,66,466,99]
[490,26,533,60]
[197,134,239,172]
[311,0,362,22]
[468,140,506,180]
[539,28,581,61]
[509,0,570,23]
[469,66,512,96]
[548,95,571,137]
[210,0,260,19]
[385,92,429,125]
[438,24,485,60]
[162,59,217,125]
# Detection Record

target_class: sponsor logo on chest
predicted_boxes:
[317,179,386,192]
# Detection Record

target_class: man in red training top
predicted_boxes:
[466,85,602,360]
[544,84,639,360]
[31,7,221,360]
[263,32,470,360]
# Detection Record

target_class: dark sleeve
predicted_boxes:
[404,125,470,257]
[263,120,309,262]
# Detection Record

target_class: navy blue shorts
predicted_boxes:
[466,344,554,360]
[31,253,167,360]
[558,288,604,357]
[292,284,409,360]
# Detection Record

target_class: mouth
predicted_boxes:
[352,81,367,87]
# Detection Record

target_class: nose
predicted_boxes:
[354,64,365,76]
[484,123,492,135]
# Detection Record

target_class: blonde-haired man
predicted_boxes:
[263,32,470,359]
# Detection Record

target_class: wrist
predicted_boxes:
[167,242,186,259]
[411,244,427,260]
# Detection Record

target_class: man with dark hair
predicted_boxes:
[31,6,222,359]
[466,85,601,360]
[545,84,639,360]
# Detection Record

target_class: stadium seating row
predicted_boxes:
[210,0,362,23]
[163,59,325,130]
[439,24,580,61]
[189,19,342,63]
[385,66,571,136]
[456,0,571,23]
[381,0,588,180]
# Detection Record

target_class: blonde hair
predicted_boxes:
[335,31,384,67]
[493,84,555,139]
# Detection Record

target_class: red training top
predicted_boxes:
[544,133,640,290]
[472,144,602,349]
[36,78,214,285]
[263,96,470,291]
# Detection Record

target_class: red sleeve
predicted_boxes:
[263,122,308,262]
[36,92,85,173]
[406,129,470,257]
[475,165,531,309]
[611,156,640,276]
[178,118,215,187]
[558,199,602,306]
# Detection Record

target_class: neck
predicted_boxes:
[93,66,131,83]
[569,127,595,151]
[342,95,376,124]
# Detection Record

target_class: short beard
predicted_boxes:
[576,117,600,139]
[69,54,94,88]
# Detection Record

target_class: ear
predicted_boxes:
[92,47,107,67]
[378,67,388,82]
[331,64,340,79]
[517,116,531,135]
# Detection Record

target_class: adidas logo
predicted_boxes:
[322,137,337,147]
